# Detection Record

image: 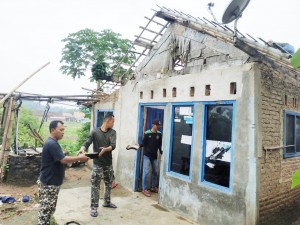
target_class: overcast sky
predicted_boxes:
[0,0,299,98]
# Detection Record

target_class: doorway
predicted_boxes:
[134,105,165,195]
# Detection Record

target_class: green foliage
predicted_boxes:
[291,48,300,69]
[50,215,58,225]
[60,28,135,81]
[15,108,41,148]
[79,106,91,119]
[291,169,300,189]
[74,122,91,152]
[0,107,3,145]
[91,62,111,81]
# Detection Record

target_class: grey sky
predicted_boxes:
[0,0,298,97]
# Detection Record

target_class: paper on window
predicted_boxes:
[181,135,192,145]
[179,107,192,116]
[174,118,181,122]
[184,116,193,124]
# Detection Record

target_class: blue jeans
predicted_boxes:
[142,155,158,190]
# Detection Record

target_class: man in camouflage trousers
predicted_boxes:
[37,181,60,224]
[38,120,89,225]
[78,113,117,217]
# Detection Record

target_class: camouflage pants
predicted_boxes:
[37,181,60,225]
[91,164,113,208]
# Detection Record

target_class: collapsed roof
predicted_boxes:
[109,5,299,89]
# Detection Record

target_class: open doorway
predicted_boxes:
[134,104,165,198]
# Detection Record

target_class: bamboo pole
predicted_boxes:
[0,98,14,178]
[0,62,50,105]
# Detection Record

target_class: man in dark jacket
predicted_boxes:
[38,120,89,225]
[78,113,117,217]
[138,119,162,197]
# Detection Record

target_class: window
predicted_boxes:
[284,111,300,157]
[96,110,113,128]
[169,105,194,177]
[202,104,233,188]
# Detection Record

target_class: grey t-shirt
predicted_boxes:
[82,128,116,166]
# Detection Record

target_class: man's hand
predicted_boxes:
[77,154,90,162]
[77,147,86,156]
[98,147,107,157]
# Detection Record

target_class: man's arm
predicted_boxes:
[99,131,116,156]
[60,154,89,164]
[138,132,148,148]
[158,133,163,154]
[49,142,90,164]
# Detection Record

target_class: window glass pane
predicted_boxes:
[170,106,193,176]
[286,115,295,154]
[296,117,300,152]
[204,105,233,188]
[206,105,232,142]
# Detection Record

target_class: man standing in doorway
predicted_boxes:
[38,120,89,225]
[78,113,117,217]
[138,119,163,197]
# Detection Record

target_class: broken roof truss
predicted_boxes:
[102,5,300,93]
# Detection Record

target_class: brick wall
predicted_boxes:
[259,64,300,225]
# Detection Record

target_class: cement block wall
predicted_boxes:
[6,154,41,185]
[259,65,300,225]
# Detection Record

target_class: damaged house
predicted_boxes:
[92,7,300,225]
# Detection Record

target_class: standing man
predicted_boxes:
[138,119,163,197]
[78,113,117,217]
[38,120,89,225]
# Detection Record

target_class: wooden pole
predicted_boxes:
[0,62,50,105]
[0,98,14,178]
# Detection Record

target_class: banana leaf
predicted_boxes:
[291,48,300,69]
[291,169,300,189]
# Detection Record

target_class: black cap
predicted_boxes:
[152,119,161,126]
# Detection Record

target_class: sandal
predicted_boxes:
[102,202,117,208]
[112,181,118,189]
[90,208,98,217]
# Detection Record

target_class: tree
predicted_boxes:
[16,108,41,148]
[60,29,135,82]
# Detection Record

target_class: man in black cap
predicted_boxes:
[138,119,162,197]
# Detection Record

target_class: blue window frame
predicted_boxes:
[95,110,113,128]
[284,111,300,158]
[168,103,194,180]
[201,101,235,191]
